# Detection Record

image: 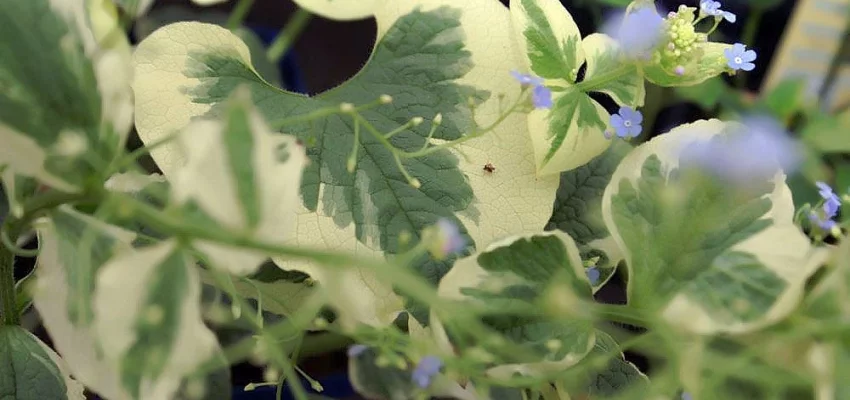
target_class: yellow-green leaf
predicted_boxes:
[292,0,380,21]
[94,241,222,399]
[601,119,827,334]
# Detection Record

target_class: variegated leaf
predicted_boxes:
[0,326,86,400]
[133,1,559,327]
[0,0,132,191]
[511,0,644,175]
[601,119,827,334]
[432,231,596,378]
[33,207,137,399]
[93,240,221,400]
[171,90,307,276]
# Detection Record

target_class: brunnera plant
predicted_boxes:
[0,0,847,399]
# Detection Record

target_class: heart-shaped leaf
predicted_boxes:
[133,1,559,326]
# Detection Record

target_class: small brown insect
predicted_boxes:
[483,163,495,174]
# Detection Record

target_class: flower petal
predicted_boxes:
[631,109,644,124]
[610,114,625,131]
[532,85,553,108]
[742,50,757,62]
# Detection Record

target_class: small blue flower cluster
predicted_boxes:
[433,218,466,259]
[809,182,842,231]
[616,7,665,60]
[699,0,736,22]
[586,266,601,285]
[511,71,553,109]
[679,116,801,183]
[411,355,443,388]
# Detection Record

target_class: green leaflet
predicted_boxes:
[511,0,644,175]
[577,331,648,398]
[519,0,580,81]
[0,326,84,400]
[580,34,644,107]
[547,138,631,245]
[601,120,825,334]
[0,0,111,191]
[546,140,632,287]
[94,240,221,400]
[434,231,596,377]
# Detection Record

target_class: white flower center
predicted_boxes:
[734,56,743,64]
[623,120,632,127]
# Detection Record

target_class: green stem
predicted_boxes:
[398,94,525,159]
[736,7,764,89]
[590,303,652,328]
[0,244,18,325]
[296,332,352,360]
[226,0,256,31]
[267,8,313,64]
[574,64,633,93]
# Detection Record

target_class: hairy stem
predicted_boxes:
[0,244,18,325]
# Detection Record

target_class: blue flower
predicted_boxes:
[586,267,601,285]
[700,0,736,22]
[811,181,841,231]
[610,107,643,138]
[511,71,543,86]
[511,71,552,109]
[679,116,802,183]
[816,181,841,217]
[724,43,757,71]
[809,212,837,231]
[681,392,693,400]
[532,85,553,109]
[412,356,442,388]
[347,344,368,358]
[605,7,665,60]
[429,218,466,259]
